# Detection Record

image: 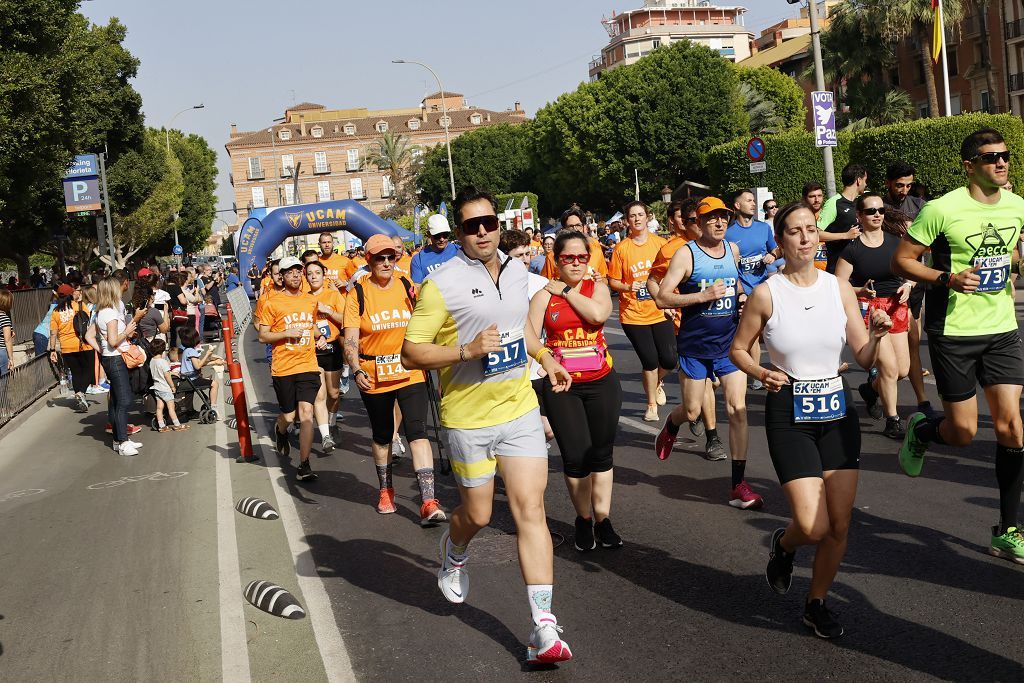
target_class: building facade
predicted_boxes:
[588,0,753,81]
[225,94,526,223]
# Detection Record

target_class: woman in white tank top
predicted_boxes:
[729,203,893,640]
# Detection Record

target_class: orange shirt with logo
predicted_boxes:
[254,286,281,324]
[50,302,93,353]
[609,234,668,325]
[310,286,346,342]
[397,253,413,276]
[258,290,320,377]
[343,278,424,394]
[319,252,351,285]
[541,237,608,280]
[648,235,689,283]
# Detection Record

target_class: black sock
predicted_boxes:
[731,460,746,488]
[665,416,680,436]
[913,416,946,445]
[706,427,718,443]
[415,468,435,501]
[995,444,1024,534]
[376,463,393,490]
[862,381,879,401]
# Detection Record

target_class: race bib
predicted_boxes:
[739,254,763,275]
[317,321,331,339]
[814,244,828,270]
[792,377,846,423]
[375,354,410,382]
[973,254,1010,293]
[482,330,527,377]
[636,284,652,301]
[700,278,736,318]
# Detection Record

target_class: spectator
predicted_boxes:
[92,276,140,456]
[30,266,47,289]
[883,160,926,219]
[226,266,241,292]
[762,199,779,227]
[530,235,555,275]
[0,288,13,377]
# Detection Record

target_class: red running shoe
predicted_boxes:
[376,488,396,514]
[105,423,142,436]
[655,419,676,461]
[420,499,447,527]
[729,480,764,510]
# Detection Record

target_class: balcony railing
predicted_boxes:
[962,14,987,37]
[346,161,361,172]
[313,164,331,175]
[1009,72,1024,93]
[246,169,265,181]
[349,191,366,200]
[1007,18,1024,41]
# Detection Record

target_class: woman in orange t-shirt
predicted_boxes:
[306,260,346,453]
[608,201,676,422]
[343,234,444,526]
[48,282,96,412]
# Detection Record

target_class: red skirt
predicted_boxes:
[858,294,909,334]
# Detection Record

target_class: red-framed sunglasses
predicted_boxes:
[557,253,591,265]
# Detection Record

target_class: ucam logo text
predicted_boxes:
[369,309,412,325]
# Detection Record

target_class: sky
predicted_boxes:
[79,0,802,227]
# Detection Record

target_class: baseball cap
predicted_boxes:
[696,196,731,216]
[57,284,75,297]
[279,256,303,271]
[427,214,451,236]
[365,234,398,256]
[137,267,154,278]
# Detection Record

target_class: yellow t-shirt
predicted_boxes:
[344,277,424,394]
[609,234,667,325]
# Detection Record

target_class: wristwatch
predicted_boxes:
[353,369,369,379]
[561,285,573,297]
[936,271,952,288]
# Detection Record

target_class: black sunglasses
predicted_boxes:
[765,204,778,211]
[459,214,500,235]
[971,151,1011,164]
[860,207,885,216]
[431,232,451,240]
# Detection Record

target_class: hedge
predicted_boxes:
[707,113,1024,203]
[495,192,540,220]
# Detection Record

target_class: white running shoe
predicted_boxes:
[437,532,469,604]
[118,442,139,457]
[527,615,573,664]
[125,439,144,449]
[392,437,406,458]
[86,384,108,394]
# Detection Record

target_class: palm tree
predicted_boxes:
[973,0,998,111]
[736,82,783,134]
[843,86,915,130]
[365,131,416,217]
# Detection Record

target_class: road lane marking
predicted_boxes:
[86,472,188,490]
[619,415,661,437]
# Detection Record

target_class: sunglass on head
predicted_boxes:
[459,215,499,235]
[860,207,885,216]
[971,151,1011,164]
[558,253,591,265]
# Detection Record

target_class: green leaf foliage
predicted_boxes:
[734,65,807,131]
[494,192,539,221]
[167,131,218,253]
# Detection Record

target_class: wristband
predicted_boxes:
[459,344,467,362]
[534,347,553,362]
[561,285,572,297]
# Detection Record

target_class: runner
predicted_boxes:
[882,160,926,219]
[305,260,346,452]
[541,208,608,280]
[410,214,460,284]
[529,231,623,551]
[802,182,828,271]
[257,256,325,482]
[402,186,574,664]
[253,260,283,366]
[834,193,913,438]
[318,232,352,289]
[817,164,868,273]
[47,281,95,413]
[343,234,445,525]
[730,200,893,639]
[392,235,413,276]
[893,128,1024,564]
[653,196,763,510]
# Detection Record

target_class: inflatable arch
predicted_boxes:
[236,199,396,298]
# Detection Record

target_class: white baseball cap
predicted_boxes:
[427,214,451,236]
[279,256,303,271]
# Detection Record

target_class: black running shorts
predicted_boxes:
[316,342,344,372]
[272,371,322,414]
[764,383,860,484]
[908,284,925,319]
[928,331,1024,402]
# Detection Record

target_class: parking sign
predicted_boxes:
[812,91,837,148]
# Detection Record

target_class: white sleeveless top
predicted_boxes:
[762,271,847,380]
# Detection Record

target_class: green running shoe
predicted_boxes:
[990,526,1024,565]
[898,412,928,477]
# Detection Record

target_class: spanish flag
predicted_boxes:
[932,0,943,64]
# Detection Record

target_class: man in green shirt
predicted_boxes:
[893,127,1024,565]
[817,164,868,273]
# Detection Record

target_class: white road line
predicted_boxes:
[619,415,661,437]
[215,388,252,682]
[239,339,356,683]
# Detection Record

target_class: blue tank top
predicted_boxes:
[677,241,740,359]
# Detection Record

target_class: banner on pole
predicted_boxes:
[812,91,837,148]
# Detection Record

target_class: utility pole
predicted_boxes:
[806,0,836,196]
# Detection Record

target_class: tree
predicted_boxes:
[736,82,784,135]
[734,65,807,131]
[166,131,217,254]
[842,83,914,130]
[0,4,143,278]
[366,131,419,219]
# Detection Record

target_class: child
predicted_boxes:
[149,338,189,432]
[178,326,223,412]
[168,346,181,375]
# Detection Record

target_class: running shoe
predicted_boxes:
[898,412,928,477]
[729,480,763,510]
[105,423,142,436]
[322,433,336,453]
[99,380,111,391]
[989,526,1024,565]
[85,384,107,395]
[594,518,623,549]
[655,382,667,406]
[765,528,794,594]
[117,442,139,457]
[644,405,659,422]
[688,416,705,438]
[275,427,291,458]
[655,420,676,461]
[377,487,396,514]
[574,516,596,552]
[339,372,350,395]
[917,401,939,420]
[527,615,573,664]
[420,499,447,527]
[287,422,300,436]
[882,416,905,440]
[124,439,144,449]
[803,599,844,639]
[75,395,89,413]
[858,382,882,420]
[296,459,317,481]
[437,531,469,604]
[704,436,727,461]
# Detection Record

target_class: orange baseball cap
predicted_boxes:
[365,234,398,256]
[696,196,732,216]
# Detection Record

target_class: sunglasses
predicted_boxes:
[431,232,451,240]
[558,253,591,265]
[459,214,500,235]
[860,207,885,216]
[971,151,1011,164]
[372,252,397,263]
[765,205,778,211]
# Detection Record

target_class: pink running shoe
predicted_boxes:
[729,480,764,510]
[655,420,675,461]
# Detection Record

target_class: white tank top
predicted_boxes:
[762,271,847,380]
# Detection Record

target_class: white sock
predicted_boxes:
[446,536,469,562]
[342,365,350,378]
[527,585,554,625]
[318,424,329,439]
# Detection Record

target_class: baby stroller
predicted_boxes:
[202,302,223,343]
[140,372,218,428]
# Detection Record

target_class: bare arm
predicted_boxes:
[257,323,302,344]
[818,227,860,242]
[606,277,631,294]
[653,245,719,309]
[163,369,177,394]
[528,289,551,338]
[550,280,612,325]
[729,285,786,391]
[833,257,875,297]
[840,280,890,369]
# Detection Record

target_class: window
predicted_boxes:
[247,157,264,180]
[347,148,360,171]
[311,126,323,138]
[981,90,992,113]
[281,154,293,177]
[947,47,957,77]
[318,180,331,202]
[314,151,329,174]
[652,38,661,49]
[918,102,930,118]
[343,123,356,135]
[950,94,962,115]
[251,186,265,208]
[350,178,364,199]
[375,121,389,133]
[439,115,451,128]
[382,175,395,197]
[407,118,421,130]
[470,113,482,125]
[279,129,291,141]
[284,184,295,206]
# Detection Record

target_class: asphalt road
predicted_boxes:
[0,298,1022,681]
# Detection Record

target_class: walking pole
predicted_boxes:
[425,371,450,476]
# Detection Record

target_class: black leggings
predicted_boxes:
[764,385,861,484]
[621,320,676,372]
[63,349,96,394]
[359,382,429,446]
[543,370,622,477]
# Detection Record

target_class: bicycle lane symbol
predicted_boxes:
[87,472,189,490]
[0,489,47,503]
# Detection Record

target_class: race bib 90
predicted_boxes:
[482,330,527,377]
[792,377,846,423]
[973,254,1010,294]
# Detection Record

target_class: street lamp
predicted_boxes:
[661,186,673,204]
[164,103,205,259]
[393,59,456,201]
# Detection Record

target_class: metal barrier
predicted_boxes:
[226,287,253,338]
[9,289,54,342]
[0,354,59,428]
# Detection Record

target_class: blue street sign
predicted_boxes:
[812,91,837,148]
[746,138,766,162]
[64,154,99,179]
[172,244,183,256]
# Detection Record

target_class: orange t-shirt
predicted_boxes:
[541,237,608,279]
[609,234,668,325]
[257,290,320,377]
[309,286,346,342]
[319,252,351,285]
[397,253,413,276]
[344,256,368,280]
[343,277,424,394]
[50,302,93,353]
[648,235,689,283]
[254,286,281,324]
